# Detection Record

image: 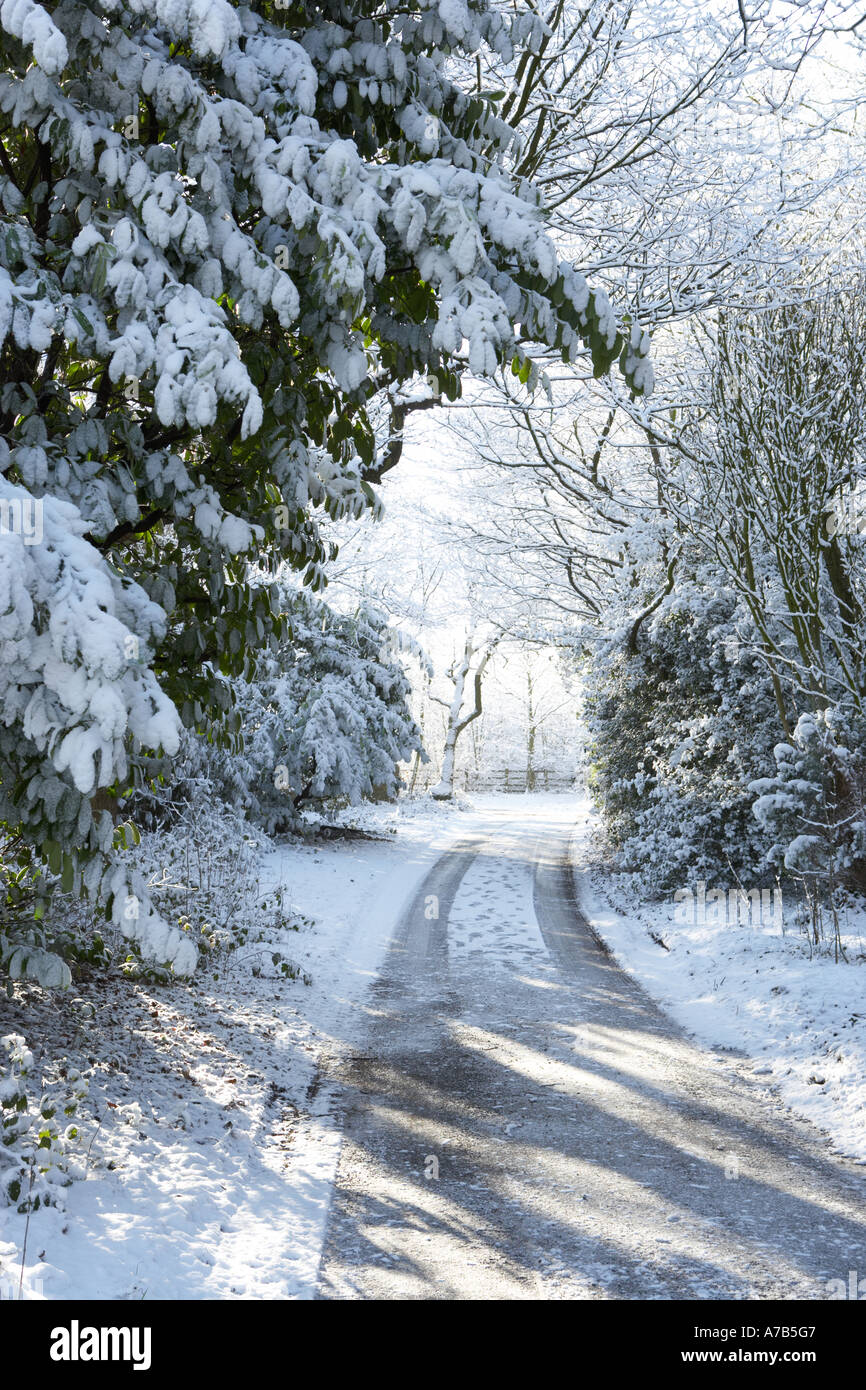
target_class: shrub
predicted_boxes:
[586,594,779,895]
[126,799,310,982]
[1,1034,88,1212]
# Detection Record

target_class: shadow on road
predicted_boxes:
[314,811,866,1300]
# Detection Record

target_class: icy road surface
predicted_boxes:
[315,800,866,1300]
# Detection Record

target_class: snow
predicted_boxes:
[1,0,68,75]
[4,790,866,1298]
[571,796,866,1164]
[447,818,547,967]
[0,481,180,792]
[0,801,461,1299]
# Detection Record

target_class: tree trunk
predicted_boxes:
[430,633,495,800]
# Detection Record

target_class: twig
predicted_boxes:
[17,1158,35,1300]
[85,1115,104,1172]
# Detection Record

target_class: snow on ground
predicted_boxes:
[4,788,865,1302]
[447,826,545,970]
[571,794,866,1165]
[0,799,462,1301]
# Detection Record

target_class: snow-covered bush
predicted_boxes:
[586,593,779,895]
[125,799,308,981]
[751,708,866,942]
[162,585,424,834]
[1,831,113,988]
[1,1033,88,1211]
[0,0,650,977]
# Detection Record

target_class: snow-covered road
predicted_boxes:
[314,799,866,1299]
[6,795,866,1301]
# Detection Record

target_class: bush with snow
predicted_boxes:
[125,799,308,981]
[156,583,424,835]
[585,591,780,896]
[750,708,866,942]
[585,571,866,929]
[1,1033,88,1212]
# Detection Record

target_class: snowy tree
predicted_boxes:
[574,271,866,907]
[583,574,783,895]
[466,0,849,329]
[0,0,651,980]
[435,0,859,644]
[429,621,499,799]
[638,281,866,908]
[665,287,866,727]
[446,642,579,791]
[154,580,424,834]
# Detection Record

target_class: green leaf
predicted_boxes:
[43,840,62,875]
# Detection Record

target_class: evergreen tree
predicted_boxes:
[0,0,650,977]
[169,583,424,832]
